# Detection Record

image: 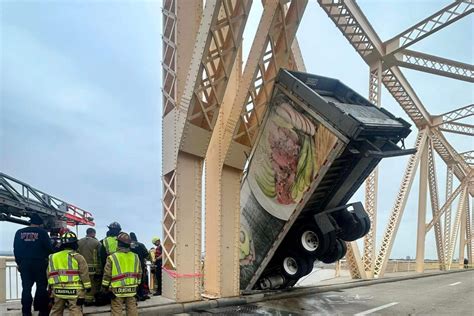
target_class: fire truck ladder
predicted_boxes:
[0,172,94,228]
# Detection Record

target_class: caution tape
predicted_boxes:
[162,266,203,279]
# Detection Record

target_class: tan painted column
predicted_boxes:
[203,48,242,298]
[416,138,428,273]
[161,0,203,302]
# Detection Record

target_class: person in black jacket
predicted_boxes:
[130,232,151,300]
[13,214,53,316]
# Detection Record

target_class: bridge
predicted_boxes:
[0,0,472,314]
[160,0,473,302]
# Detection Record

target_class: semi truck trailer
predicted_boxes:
[239,70,414,291]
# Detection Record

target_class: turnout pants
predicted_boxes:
[110,296,138,316]
[85,274,101,303]
[19,259,49,315]
[50,298,83,316]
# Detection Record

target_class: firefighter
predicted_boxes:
[100,222,121,268]
[13,213,53,316]
[152,237,162,296]
[77,227,101,305]
[47,232,91,316]
[130,232,150,300]
[101,232,141,316]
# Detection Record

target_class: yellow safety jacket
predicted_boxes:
[103,236,118,255]
[47,250,91,299]
[102,251,141,297]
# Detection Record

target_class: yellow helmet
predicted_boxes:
[152,237,160,244]
[61,232,78,245]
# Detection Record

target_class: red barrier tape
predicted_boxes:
[162,267,203,279]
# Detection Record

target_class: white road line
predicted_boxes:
[449,281,461,286]
[354,302,399,316]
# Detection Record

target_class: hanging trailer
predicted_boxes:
[0,172,94,229]
[239,70,414,291]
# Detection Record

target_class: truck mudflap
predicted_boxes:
[239,70,413,291]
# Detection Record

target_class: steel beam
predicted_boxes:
[427,140,446,269]
[178,0,253,159]
[161,0,203,302]
[203,48,242,298]
[374,130,428,277]
[346,242,367,279]
[447,186,468,269]
[438,122,474,136]
[432,104,474,125]
[416,138,429,273]
[232,0,308,147]
[390,49,474,83]
[460,150,474,164]
[384,1,474,55]
[430,129,469,183]
[363,62,381,278]
[426,181,465,233]
[458,197,467,268]
[444,165,454,264]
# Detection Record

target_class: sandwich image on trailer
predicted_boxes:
[240,69,414,291]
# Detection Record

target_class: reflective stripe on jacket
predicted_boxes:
[102,251,140,297]
[103,236,118,256]
[47,249,91,299]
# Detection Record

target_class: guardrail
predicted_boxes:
[1,256,471,303]
[0,257,26,303]
[0,256,155,303]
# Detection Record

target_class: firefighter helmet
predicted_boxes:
[117,232,132,245]
[107,222,122,230]
[61,232,78,245]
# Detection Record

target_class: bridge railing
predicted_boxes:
[0,256,155,303]
[1,256,471,303]
[0,257,24,303]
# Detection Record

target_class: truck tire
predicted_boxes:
[280,251,311,280]
[331,210,366,242]
[321,238,347,263]
[293,224,335,258]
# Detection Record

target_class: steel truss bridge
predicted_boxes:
[161,0,473,301]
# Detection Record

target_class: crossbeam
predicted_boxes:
[385,0,474,55]
[432,104,474,125]
[439,122,474,136]
[392,49,474,83]
[460,150,474,164]
[426,181,466,232]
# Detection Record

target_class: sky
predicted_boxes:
[1,0,472,260]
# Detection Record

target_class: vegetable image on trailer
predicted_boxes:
[240,70,414,291]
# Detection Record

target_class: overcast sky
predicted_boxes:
[1,1,472,260]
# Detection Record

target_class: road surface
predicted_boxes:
[194,271,474,315]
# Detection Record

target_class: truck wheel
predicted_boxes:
[281,251,310,280]
[321,239,346,263]
[332,210,366,242]
[293,224,336,258]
